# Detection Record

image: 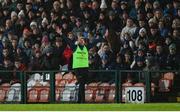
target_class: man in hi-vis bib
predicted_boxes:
[63,31,89,103]
[72,36,89,103]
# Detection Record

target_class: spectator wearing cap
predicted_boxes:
[72,18,85,37]
[135,28,149,47]
[120,40,133,56]
[177,7,180,18]
[23,39,33,60]
[52,37,66,68]
[164,36,173,54]
[10,11,18,24]
[143,56,159,71]
[18,28,32,49]
[77,1,89,18]
[1,57,14,70]
[41,17,49,33]
[114,53,124,70]
[129,0,144,19]
[172,18,180,29]
[154,44,167,70]
[172,29,180,54]
[82,10,95,30]
[158,20,170,38]
[14,58,27,72]
[41,46,57,70]
[29,50,43,71]
[52,1,62,16]
[4,19,15,37]
[92,20,106,40]
[110,1,121,16]
[41,35,51,54]
[166,43,180,70]
[91,0,100,21]
[107,10,122,32]
[2,48,14,64]
[130,49,145,70]
[149,24,162,44]
[123,51,133,70]
[88,46,101,70]
[120,1,129,13]
[153,9,163,23]
[0,58,13,83]
[143,56,160,84]
[14,46,29,66]
[173,0,180,16]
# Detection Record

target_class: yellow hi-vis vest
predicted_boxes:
[72,46,89,69]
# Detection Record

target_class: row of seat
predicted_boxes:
[0,72,175,103]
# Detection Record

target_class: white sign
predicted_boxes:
[125,87,145,104]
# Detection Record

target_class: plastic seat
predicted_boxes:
[95,83,110,103]
[134,82,145,87]
[39,88,49,102]
[0,89,6,102]
[0,83,10,102]
[158,78,172,92]
[55,73,63,81]
[151,83,156,96]
[85,82,98,103]
[163,72,174,80]
[56,80,66,101]
[107,83,115,103]
[28,88,39,102]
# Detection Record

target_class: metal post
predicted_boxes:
[145,71,151,102]
[50,72,55,103]
[119,71,122,103]
[23,72,27,104]
[115,70,120,103]
[20,72,25,104]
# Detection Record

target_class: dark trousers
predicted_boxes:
[75,68,88,103]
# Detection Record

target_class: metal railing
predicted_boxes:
[0,70,179,104]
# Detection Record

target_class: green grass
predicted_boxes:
[0,103,180,111]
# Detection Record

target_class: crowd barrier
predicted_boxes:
[0,70,179,104]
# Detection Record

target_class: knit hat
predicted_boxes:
[11,11,17,18]
[42,18,49,24]
[41,35,49,43]
[18,10,25,18]
[100,0,107,9]
[139,28,147,34]
[30,21,37,28]
[169,43,176,50]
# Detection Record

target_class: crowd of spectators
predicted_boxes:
[0,0,179,75]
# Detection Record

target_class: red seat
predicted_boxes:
[134,82,145,87]
[28,88,39,102]
[159,78,172,92]
[95,83,110,103]
[0,83,10,102]
[39,88,49,102]
[151,82,156,96]
[164,72,174,80]
[107,83,115,103]
[55,73,63,81]
[85,82,98,103]
[56,80,66,101]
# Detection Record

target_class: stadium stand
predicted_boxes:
[0,0,179,104]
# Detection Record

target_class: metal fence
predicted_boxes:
[0,70,179,104]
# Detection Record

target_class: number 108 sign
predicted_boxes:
[125,87,145,104]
